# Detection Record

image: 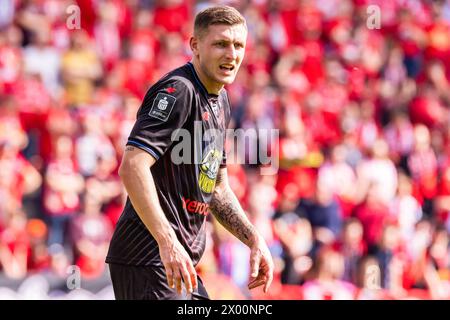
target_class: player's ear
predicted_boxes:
[190,37,199,57]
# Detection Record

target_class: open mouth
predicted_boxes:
[220,65,235,72]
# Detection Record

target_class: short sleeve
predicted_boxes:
[126,78,193,160]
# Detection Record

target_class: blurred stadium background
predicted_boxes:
[0,0,450,300]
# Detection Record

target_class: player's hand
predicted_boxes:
[159,240,198,295]
[248,236,274,293]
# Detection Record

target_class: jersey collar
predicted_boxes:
[187,62,219,98]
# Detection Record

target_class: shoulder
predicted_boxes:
[140,72,196,113]
[151,65,196,96]
[138,65,197,118]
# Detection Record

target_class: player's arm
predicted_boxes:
[118,146,197,294]
[209,167,274,293]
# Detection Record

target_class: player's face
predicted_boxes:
[192,24,247,93]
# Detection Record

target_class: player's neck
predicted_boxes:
[190,60,223,95]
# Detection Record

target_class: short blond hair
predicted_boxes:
[194,6,246,38]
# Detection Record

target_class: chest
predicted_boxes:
[194,95,227,132]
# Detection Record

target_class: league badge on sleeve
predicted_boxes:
[149,93,176,121]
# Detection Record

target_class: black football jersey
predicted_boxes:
[106,62,231,266]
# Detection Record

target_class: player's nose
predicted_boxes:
[224,44,237,61]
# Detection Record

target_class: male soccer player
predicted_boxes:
[106,5,274,300]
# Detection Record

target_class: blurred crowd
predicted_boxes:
[0,0,450,299]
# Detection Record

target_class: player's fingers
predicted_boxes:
[186,261,198,290]
[264,268,273,293]
[250,253,261,279]
[163,263,174,288]
[248,272,266,288]
[173,268,183,294]
[180,263,193,294]
[248,273,266,284]
[248,278,266,290]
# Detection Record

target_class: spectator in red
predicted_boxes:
[403,219,449,299]
[355,25,386,78]
[47,1,72,52]
[128,9,157,72]
[0,99,42,225]
[12,71,51,120]
[409,84,446,128]
[110,10,157,99]
[276,101,323,200]
[43,135,84,246]
[407,124,438,216]
[70,194,113,280]
[354,184,395,250]
[226,162,248,206]
[94,1,122,71]
[153,32,191,83]
[26,218,50,272]
[302,90,341,148]
[41,100,78,163]
[0,25,23,93]
[153,0,191,38]
[317,59,349,132]
[84,151,121,226]
[426,9,450,63]
[403,219,432,288]
[436,161,450,224]
[112,56,150,102]
[273,46,311,100]
[0,210,30,279]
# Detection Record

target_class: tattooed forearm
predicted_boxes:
[125,146,135,152]
[210,186,258,247]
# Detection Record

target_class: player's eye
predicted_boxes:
[215,42,227,48]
